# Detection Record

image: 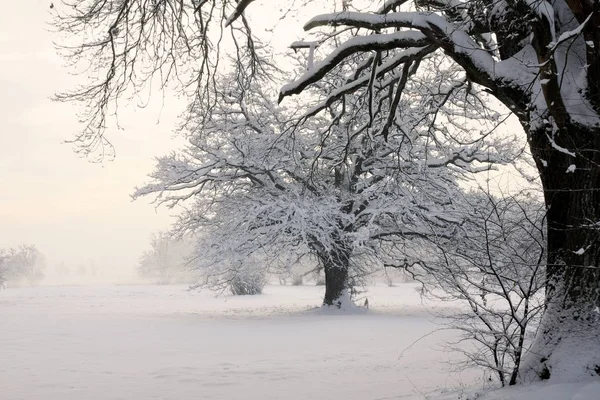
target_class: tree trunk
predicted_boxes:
[523,123,600,381]
[320,244,352,307]
[322,258,350,307]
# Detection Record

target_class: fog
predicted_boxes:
[0,1,183,283]
[0,1,335,285]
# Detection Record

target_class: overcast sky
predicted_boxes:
[0,1,186,280]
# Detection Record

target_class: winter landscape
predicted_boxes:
[2,0,600,399]
[1,281,599,400]
[0,283,476,400]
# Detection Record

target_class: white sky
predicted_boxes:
[0,1,184,280]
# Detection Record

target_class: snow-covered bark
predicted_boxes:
[522,121,600,380]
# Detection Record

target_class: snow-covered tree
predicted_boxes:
[137,232,195,284]
[54,0,600,380]
[134,51,511,305]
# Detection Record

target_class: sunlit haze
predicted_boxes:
[1,1,182,282]
[0,1,330,283]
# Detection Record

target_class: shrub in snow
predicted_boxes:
[409,189,546,386]
[291,274,303,286]
[229,269,267,296]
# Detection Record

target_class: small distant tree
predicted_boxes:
[137,232,194,284]
[383,268,395,288]
[313,271,326,286]
[0,250,8,289]
[291,274,304,286]
[277,263,313,286]
[5,245,45,285]
[89,261,99,277]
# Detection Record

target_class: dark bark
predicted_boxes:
[525,122,600,379]
[565,0,600,113]
[322,258,350,307]
[319,244,352,307]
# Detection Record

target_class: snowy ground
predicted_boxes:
[1,284,598,399]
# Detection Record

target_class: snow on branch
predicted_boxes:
[547,12,593,53]
[545,133,576,157]
[279,31,429,102]
[424,147,500,170]
[290,41,321,71]
[300,11,514,92]
[304,45,436,118]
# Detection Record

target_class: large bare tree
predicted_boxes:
[54,0,600,381]
[277,0,600,381]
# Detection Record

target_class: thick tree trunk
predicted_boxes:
[319,244,352,307]
[523,123,600,380]
[322,257,350,307]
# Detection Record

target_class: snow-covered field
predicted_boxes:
[1,284,598,399]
